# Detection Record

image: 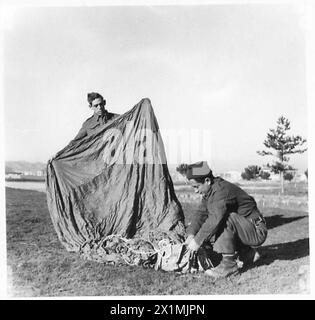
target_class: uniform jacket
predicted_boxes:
[187,177,260,246]
[74,110,119,140]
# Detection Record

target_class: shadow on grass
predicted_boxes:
[265,215,307,230]
[256,238,309,267]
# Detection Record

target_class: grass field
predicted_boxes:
[6,183,309,297]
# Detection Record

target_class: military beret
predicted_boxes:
[184,161,212,180]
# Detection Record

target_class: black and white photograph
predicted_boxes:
[1,0,314,299]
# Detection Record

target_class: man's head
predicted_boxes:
[87,92,106,116]
[176,161,214,195]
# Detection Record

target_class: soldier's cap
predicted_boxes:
[185,161,212,180]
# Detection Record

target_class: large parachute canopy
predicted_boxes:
[46,98,185,265]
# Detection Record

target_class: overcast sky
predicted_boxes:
[3,3,308,173]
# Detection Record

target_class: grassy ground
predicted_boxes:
[6,186,309,297]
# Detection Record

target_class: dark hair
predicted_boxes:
[87,92,104,106]
[193,175,213,183]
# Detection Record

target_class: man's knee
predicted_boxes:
[225,212,238,233]
[222,212,266,249]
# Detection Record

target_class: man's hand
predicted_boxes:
[48,155,55,163]
[185,234,194,245]
[187,238,200,252]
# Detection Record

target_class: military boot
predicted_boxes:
[205,254,239,279]
[238,247,261,269]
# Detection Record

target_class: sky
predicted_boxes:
[2,3,309,173]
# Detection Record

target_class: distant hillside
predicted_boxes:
[5,161,46,173]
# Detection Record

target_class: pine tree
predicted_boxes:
[257,116,307,193]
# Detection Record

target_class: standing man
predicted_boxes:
[49,92,118,161]
[74,92,119,140]
[176,161,267,279]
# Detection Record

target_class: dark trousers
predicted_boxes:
[211,212,268,254]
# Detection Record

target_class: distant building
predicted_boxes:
[220,171,242,182]
[36,170,45,176]
[23,171,33,176]
[293,172,308,182]
[21,169,46,176]
[5,172,22,179]
[5,170,45,181]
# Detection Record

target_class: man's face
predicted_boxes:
[91,97,105,115]
[188,178,211,195]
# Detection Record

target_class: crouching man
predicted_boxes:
[176,161,267,279]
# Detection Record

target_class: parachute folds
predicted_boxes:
[46,98,185,263]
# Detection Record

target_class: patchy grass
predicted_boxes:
[6,187,309,297]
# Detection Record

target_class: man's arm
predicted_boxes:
[73,125,88,140]
[194,193,236,247]
[186,200,208,237]
[49,120,88,161]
